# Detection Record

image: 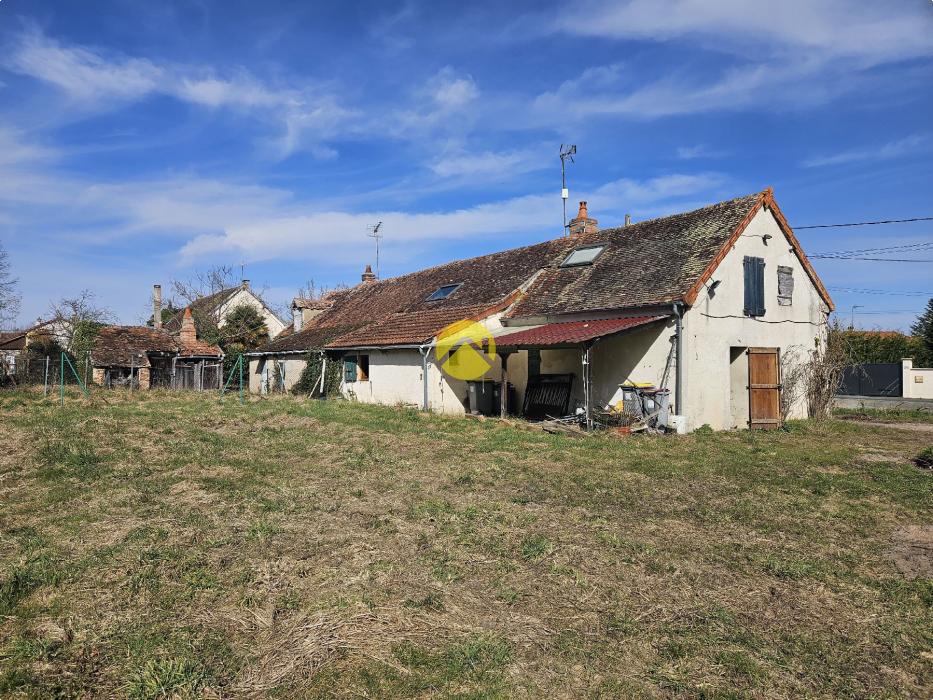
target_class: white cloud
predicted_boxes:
[551,0,933,64]
[7,27,163,102]
[802,134,929,168]
[676,144,727,160]
[429,146,546,179]
[428,67,479,109]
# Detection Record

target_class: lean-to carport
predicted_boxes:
[493,315,669,427]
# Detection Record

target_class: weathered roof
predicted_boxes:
[256,239,574,352]
[178,336,223,358]
[253,189,832,353]
[163,288,238,333]
[91,326,179,367]
[495,316,668,349]
[0,331,28,351]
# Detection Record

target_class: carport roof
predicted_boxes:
[494,315,668,350]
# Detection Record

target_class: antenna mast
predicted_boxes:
[367,222,384,279]
[559,144,576,235]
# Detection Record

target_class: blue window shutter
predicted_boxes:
[344,356,357,382]
[744,256,765,317]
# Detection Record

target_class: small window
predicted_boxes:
[343,356,357,383]
[743,256,765,317]
[560,245,605,267]
[426,283,461,301]
[357,354,369,381]
[527,349,541,378]
[777,266,793,306]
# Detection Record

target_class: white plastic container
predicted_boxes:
[668,414,687,434]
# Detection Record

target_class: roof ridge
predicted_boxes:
[597,190,764,234]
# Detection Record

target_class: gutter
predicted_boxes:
[419,344,430,411]
[672,302,684,414]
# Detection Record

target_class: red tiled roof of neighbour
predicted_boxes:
[91,326,180,367]
[495,316,668,349]
[0,331,28,351]
[91,325,221,367]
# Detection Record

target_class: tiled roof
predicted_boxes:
[254,239,574,352]
[91,326,179,367]
[495,316,668,349]
[253,190,831,353]
[178,336,223,358]
[0,331,28,351]
[507,193,762,318]
[163,288,238,333]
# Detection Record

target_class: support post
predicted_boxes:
[672,302,684,415]
[420,346,430,411]
[60,352,65,406]
[43,355,50,397]
[320,354,328,397]
[583,344,593,430]
[498,352,512,419]
[239,354,244,404]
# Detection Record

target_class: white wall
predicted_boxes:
[248,356,308,394]
[682,206,829,430]
[902,358,933,399]
[217,288,286,339]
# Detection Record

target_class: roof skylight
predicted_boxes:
[560,245,605,267]
[426,283,462,301]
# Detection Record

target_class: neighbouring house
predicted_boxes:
[248,189,833,430]
[0,320,62,380]
[91,298,223,389]
[163,280,286,340]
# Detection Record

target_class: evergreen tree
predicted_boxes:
[910,298,933,365]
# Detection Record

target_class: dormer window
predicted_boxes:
[426,283,462,301]
[560,245,605,267]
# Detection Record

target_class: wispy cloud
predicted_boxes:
[802,134,929,168]
[549,0,933,64]
[428,146,546,180]
[676,144,727,160]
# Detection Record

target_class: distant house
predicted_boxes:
[0,320,60,379]
[163,280,286,340]
[248,190,833,430]
[90,306,222,390]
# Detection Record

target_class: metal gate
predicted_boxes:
[748,347,782,430]
[838,363,902,397]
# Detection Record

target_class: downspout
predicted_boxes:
[419,344,430,411]
[672,302,684,415]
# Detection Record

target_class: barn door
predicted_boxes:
[748,347,781,429]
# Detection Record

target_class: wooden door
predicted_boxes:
[748,347,781,429]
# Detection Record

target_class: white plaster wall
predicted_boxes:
[902,359,933,399]
[216,288,286,339]
[248,356,308,394]
[682,206,829,430]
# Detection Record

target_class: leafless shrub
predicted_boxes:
[780,346,807,422]
[805,320,850,421]
[0,241,20,328]
[48,290,114,350]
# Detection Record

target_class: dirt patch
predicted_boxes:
[890,526,933,579]
[857,451,903,464]
[860,421,933,433]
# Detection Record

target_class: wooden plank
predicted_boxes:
[748,347,782,429]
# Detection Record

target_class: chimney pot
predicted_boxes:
[241,279,250,290]
[624,214,632,226]
[153,284,163,330]
[361,265,376,283]
[568,201,599,237]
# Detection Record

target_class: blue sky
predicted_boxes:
[1,0,931,330]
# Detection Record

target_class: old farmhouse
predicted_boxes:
[248,189,833,431]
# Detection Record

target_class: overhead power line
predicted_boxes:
[809,256,933,262]
[828,286,933,297]
[814,241,933,257]
[795,216,933,229]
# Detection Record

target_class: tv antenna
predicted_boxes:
[367,222,383,279]
[560,144,576,235]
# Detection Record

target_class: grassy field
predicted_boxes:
[833,406,933,424]
[0,389,931,698]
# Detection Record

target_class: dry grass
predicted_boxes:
[0,388,931,698]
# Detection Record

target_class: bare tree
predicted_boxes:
[0,241,20,328]
[171,265,237,305]
[48,290,114,351]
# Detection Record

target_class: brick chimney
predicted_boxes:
[179,306,197,345]
[361,265,376,283]
[153,284,162,330]
[568,201,598,237]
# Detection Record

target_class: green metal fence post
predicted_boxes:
[239,354,244,405]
